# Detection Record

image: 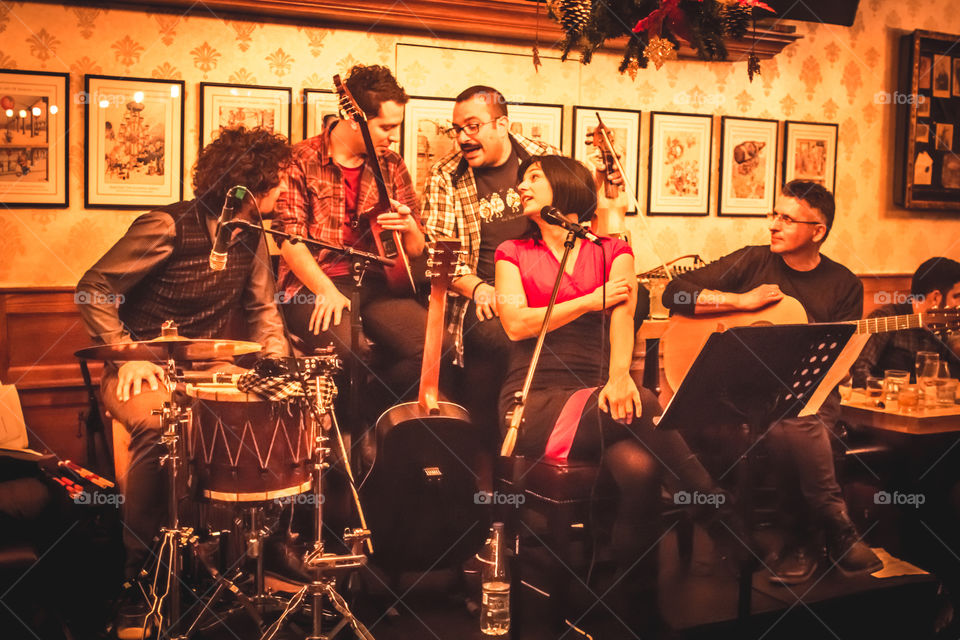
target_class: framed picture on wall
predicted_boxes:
[84,75,184,208]
[895,30,960,209]
[0,69,69,208]
[647,111,712,216]
[718,116,778,217]
[932,54,952,98]
[572,106,641,214]
[200,82,291,149]
[782,121,838,192]
[506,101,564,150]
[303,88,340,139]
[400,96,457,194]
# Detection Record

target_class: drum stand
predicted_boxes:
[260,374,374,640]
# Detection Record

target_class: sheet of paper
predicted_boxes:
[870,547,930,578]
[799,333,871,417]
[0,384,29,450]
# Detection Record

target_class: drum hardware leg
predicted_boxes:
[258,365,375,640]
[143,359,193,639]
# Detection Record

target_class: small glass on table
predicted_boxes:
[865,376,884,406]
[883,369,910,410]
[897,384,921,413]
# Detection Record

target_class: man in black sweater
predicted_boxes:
[664,180,882,585]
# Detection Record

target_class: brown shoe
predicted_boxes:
[768,545,821,586]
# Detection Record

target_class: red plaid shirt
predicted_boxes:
[274,129,420,299]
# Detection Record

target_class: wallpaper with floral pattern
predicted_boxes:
[0,0,958,286]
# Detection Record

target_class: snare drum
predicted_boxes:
[186,383,313,502]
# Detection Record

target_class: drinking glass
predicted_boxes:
[865,376,884,406]
[918,355,942,407]
[883,369,910,409]
[915,351,939,382]
[897,384,920,413]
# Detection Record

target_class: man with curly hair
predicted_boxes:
[76,127,292,635]
[274,64,428,407]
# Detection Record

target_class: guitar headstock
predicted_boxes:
[333,74,365,125]
[923,307,960,337]
[425,238,463,288]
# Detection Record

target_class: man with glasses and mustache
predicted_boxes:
[663,180,882,585]
[421,86,559,436]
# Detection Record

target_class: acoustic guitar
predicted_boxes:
[663,295,960,392]
[333,75,416,295]
[360,238,486,572]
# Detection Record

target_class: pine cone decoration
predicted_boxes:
[721,3,752,39]
[558,0,592,36]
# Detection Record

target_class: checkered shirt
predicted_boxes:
[273,129,420,300]
[421,133,557,365]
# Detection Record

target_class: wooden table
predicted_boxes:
[840,393,960,435]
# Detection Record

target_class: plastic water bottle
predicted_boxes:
[480,522,510,636]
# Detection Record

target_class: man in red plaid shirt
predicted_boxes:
[274,65,428,405]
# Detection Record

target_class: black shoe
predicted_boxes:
[825,513,883,577]
[768,545,821,586]
[263,538,312,584]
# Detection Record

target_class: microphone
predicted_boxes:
[209,186,248,271]
[539,206,603,246]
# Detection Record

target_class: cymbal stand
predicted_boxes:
[260,371,373,640]
[144,354,193,639]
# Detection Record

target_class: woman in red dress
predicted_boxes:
[495,156,740,623]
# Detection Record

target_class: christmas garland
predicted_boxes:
[544,0,773,79]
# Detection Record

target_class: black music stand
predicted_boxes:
[657,322,856,623]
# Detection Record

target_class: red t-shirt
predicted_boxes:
[325,163,368,277]
[494,236,633,307]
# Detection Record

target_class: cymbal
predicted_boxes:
[75,337,262,362]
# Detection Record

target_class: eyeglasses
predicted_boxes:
[766,212,823,227]
[444,120,497,139]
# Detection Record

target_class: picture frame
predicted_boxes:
[953,58,960,97]
[506,101,564,151]
[718,116,779,217]
[895,30,960,208]
[572,106,641,214]
[400,96,457,194]
[647,111,712,216]
[0,69,69,207]
[84,75,184,209]
[919,55,932,91]
[200,82,291,149]
[933,54,952,98]
[782,121,838,192]
[935,122,954,151]
[303,88,340,139]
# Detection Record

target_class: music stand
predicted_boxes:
[657,322,856,622]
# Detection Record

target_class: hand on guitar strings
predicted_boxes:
[375,198,417,234]
[599,372,642,425]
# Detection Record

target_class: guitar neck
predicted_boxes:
[354,121,391,212]
[852,313,924,335]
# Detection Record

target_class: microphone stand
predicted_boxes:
[501,228,578,457]
[228,219,394,268]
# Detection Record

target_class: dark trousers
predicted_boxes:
[101,372,169,579]
[460,303,512,439]
[283,275,451,410]
[763,391,847,535]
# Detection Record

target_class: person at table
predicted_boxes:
[273,64,428,406]
[851,257,960,387]
[76,127,292,636]
[663,180,882,585]
[495,155,744,627]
